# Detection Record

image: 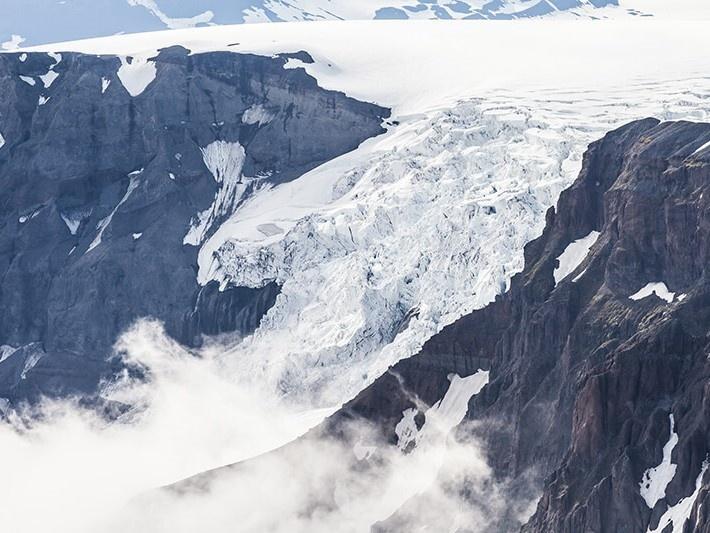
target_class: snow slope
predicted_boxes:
[15,18,710,409]
[1,0,707,48]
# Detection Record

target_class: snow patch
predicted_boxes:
[648,460,709,533]
[18,53,27,62]
[640,414,678,509]
[0,132,5,149]
[38,95,49,106]
[630,282,675,303]
[554,231,600,285]
[132,232,143,240]
[101,77,111,93]
[117,55,157,97]
[19,75,35,86]
[40,70,59,88]
[39,52,62,88]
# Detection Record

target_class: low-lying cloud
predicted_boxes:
[0,319,536,532]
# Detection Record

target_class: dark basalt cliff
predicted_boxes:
[0,47,389,404]
[329,118,710,532]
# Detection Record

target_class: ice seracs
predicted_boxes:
[553,230,600,285]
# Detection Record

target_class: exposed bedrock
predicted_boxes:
[0,47,389,403]
[329,118,710,532]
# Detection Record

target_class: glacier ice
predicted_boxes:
[196,78,710,410]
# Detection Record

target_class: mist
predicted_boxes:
[0,320,532,533]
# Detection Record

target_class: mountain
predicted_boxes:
[331,118,710,532]
[0,0,685,49]
[1,12,710,533]
[169,117,710,533]
[0,46,388,403]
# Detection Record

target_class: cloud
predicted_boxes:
[0,320,537,532]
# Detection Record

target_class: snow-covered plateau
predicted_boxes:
[3,0,709,48]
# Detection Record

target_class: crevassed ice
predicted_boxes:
[553,230,600,285]
[640,414,679,509]
[630,282,675,303]
[200,79,710,410]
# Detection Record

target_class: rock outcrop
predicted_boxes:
[329,118,710,532]
[0,47,389,404]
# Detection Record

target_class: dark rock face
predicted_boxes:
[0,47,389,404]
[329,119,710,532]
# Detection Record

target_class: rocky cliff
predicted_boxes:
[0,47,389,404]
[323,118,710,532]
